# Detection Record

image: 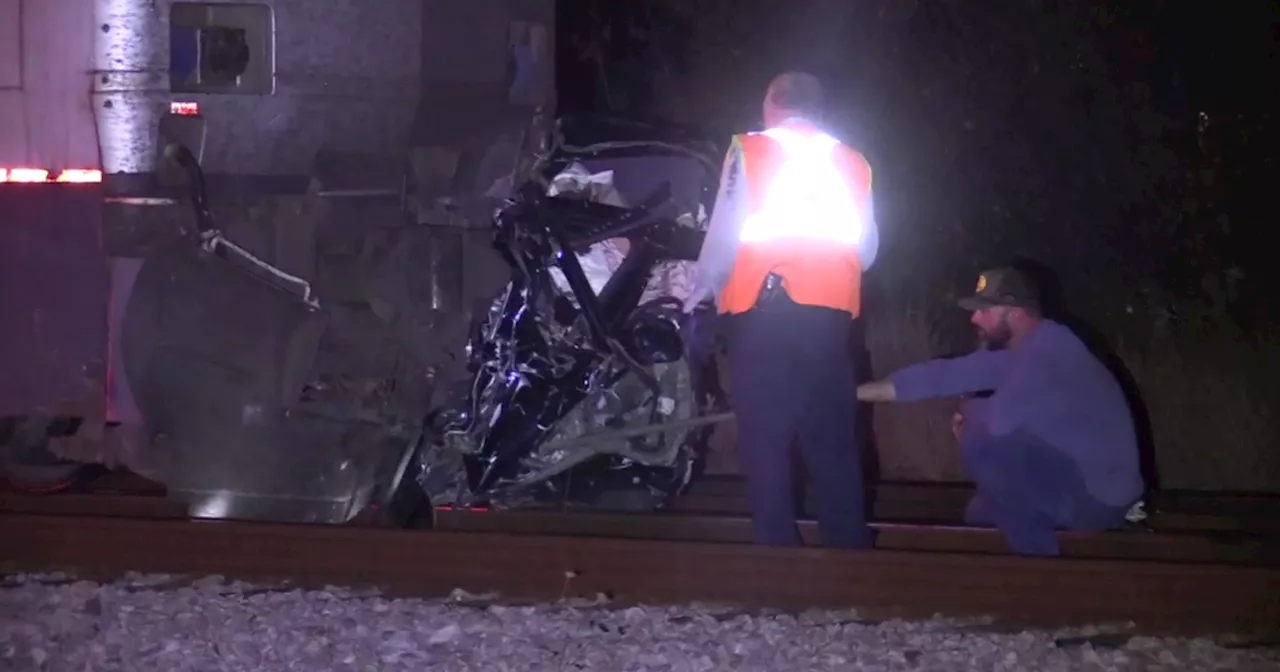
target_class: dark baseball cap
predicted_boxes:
[957,267,1041,311]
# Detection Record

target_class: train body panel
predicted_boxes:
[0,0,559,515]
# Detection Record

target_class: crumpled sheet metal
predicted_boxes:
[418,158,714,508]
[530,357,694,486]
[3,572,1277,672]
[545,162,704,304]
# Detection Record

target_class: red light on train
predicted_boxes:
[0,168,103,184]
[0,168,50,183]
[55,169,103,183]
[170,101,200,116]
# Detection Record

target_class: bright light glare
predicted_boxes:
[0,168,50,183]
[193,491,233,519]
[738,128,864,245]
[55,169,104,183]
[0,168,103,184]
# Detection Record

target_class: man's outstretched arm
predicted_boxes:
[858,348,1013,403]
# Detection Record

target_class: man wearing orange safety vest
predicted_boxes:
[683,72,878,548]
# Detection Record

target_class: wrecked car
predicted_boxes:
[406,115,731,516]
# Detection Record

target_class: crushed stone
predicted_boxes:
[2,572,1276,671]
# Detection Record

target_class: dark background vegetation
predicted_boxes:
[555,0,1279,492]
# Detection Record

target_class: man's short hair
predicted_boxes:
[767,71,825,119]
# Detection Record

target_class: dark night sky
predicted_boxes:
[554,1,1278,325]
[1165,2,1277,113]
[559,2,1276,121]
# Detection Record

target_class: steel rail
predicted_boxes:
[2,480,1276,566]
[0,491,188,519]
[431,508,1280,565]
[1,512,1277,636]
[674,477,1280,534]
[7,469,1278,533]
[0,484,1272,565]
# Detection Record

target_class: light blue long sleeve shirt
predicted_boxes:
[888,320,1145,507]
[684,121,879,311]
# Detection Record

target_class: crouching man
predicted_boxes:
[856,267,1144,556]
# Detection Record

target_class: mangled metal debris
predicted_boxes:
[410,116,729,512]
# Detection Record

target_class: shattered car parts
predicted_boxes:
[411,116,729,513]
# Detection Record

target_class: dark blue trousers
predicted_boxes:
[960,425,1131,556]
[725,301,873,549]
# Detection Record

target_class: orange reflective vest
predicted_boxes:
[718,121,873,317]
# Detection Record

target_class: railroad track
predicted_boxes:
[675,476,1280,534]
[432,507,1280,565]
[4,485,1276,564]
[4,471,1279,565]
[2,511,1278,637]
[4,471,1279,636]
[6,470,1280,533]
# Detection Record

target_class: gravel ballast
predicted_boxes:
[2,572,1276,671]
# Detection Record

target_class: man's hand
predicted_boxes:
[856,379,897,402]
[952,396,986,443]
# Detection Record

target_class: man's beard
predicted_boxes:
[978,322,1012,350]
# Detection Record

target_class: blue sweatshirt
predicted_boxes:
[888,320,1144,508]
